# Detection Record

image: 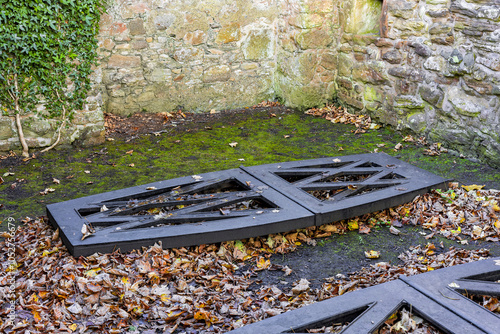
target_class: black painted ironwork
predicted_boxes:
[228,258,500,334]
[47,153,447,257]
[243,153,448,226]
[47,169,313,257]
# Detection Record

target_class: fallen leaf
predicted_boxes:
[229,142,238,147]
[52,178,60,184]
[359,224,371,234]
[256,257,271,270]
[67,303,82,314]
[389,226,401,235]
[292,278,310,294]
[462,184,485,191]
[348,220,359,230]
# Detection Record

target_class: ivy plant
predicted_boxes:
[0,0,103,156]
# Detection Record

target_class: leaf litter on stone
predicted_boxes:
[0,181,497,333]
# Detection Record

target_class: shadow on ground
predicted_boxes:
[1,106,499,285]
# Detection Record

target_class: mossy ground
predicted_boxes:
[1,106,499,279]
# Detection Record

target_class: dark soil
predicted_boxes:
[2,105,500,290]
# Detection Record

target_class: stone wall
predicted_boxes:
[99,0,278,115]
[335,0,500,167]
[0,82,104,152]
[1,0,499,168]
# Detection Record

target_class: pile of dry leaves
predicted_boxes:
[305,105,454,158]
[305,104,377,134]
[1,182,499,333]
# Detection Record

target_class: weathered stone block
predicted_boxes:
[21,117,55,140]
[429,23,453,35]
[352,61,388,84]
[128,18,146,36]
[108,55,141,68]
[450,2,478,18]
[407,112,427,132]
[132,40,148,49]
[394,95,425,110]
[364,85,382,102]
[0,118,14,140]
[375,38,394,47]
[173,47,203,64]
[154,14,176,31]
[337,77,353,90]
[149,69,172,82]
[426,9,450,18]
[463,79,493,95]
[388,0,417,19]
[288,13,324,29]
[394,20,426,32]
[337,91,364,109]
[477,6,500,21]
[79,124,105,146]
[337,53,354,77]
[344,0,382,34]
[388,67,424,82]
[419,85,444,108]
[424,56,446,72]
[409,42,432,58]
[382,49,402,64]
[184,30,206,45]
[300,0,334,13]
[296,28,333,49]
[243,29,274,60]
[320,52,337,70]
[476,53,500,71]
[447,86,490,117]
[203,65,231,83]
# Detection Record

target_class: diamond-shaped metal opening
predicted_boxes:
[186,179,251,194]
[274,172,321,183]
[202,197,276,212]
[292,161,355,169]
[462,294,500,316]
[456,271,500,314]
[283,304,371,333]
[317,172,376,183]
[355,161,382,168]
[345,184,398,197]
[374,304,445,334]
[380,172,406,180]
[306,187,346,201]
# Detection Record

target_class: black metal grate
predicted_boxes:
[47,153,447,257]
[242,153,448,225]
[228,258,500,334]
[47,169,313,257]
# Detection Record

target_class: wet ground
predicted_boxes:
[1,105,500,287]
